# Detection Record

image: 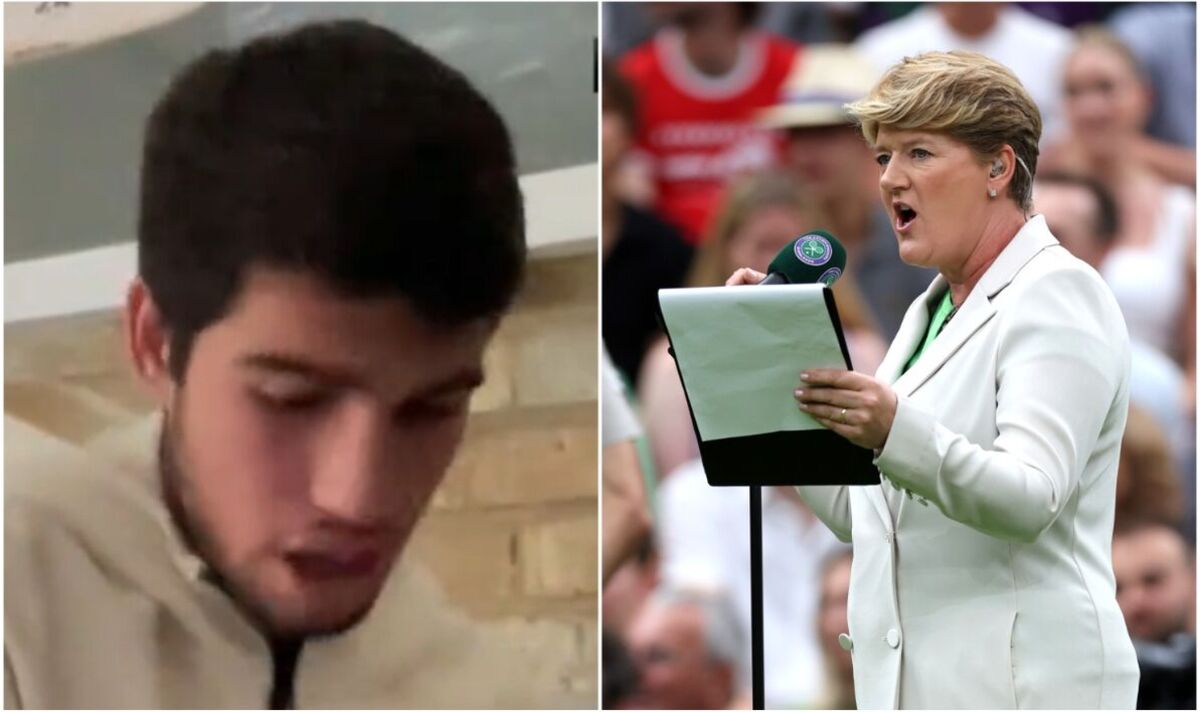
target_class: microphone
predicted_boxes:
[757,230,846,286]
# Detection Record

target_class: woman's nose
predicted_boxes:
[879,159,905,193]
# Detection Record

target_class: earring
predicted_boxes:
[988,188,998,198]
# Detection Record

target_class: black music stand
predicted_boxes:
[657,286,878,710]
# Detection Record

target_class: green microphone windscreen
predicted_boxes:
[766,230,846,285]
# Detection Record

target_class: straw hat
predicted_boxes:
[758,44,879,129]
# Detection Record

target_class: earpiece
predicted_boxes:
[990,160,1004,178]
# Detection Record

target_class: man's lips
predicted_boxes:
[284,549,382,580]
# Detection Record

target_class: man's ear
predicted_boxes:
[123,278,174,405]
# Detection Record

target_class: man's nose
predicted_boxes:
[309,405,396,526]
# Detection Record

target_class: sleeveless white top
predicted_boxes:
[1101,184,1195,355]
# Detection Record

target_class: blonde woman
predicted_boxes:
[728,52,1138,708]
[1043,27,1196,366]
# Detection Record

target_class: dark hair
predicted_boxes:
[139,20,525,381]
[602,60,638,133]
[668,3,761,31]
[733,2,764,27]
[1036,171,1119,246]
[1113,517,1193,560]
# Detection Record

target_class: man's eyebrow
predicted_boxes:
[239,352,485,396]
[239,353,363,387]
[411,369,486,399]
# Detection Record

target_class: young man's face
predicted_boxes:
[146,267,493,638]
[1112,527,1195,643]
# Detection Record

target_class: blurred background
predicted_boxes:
[600,2,1196,709]
[5,2,598,706]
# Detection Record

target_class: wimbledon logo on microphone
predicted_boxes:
[795,233,833,266]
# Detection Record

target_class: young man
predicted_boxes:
[1111,520,1197,710]
[5,20,548,708]
[1112,521,1195,645]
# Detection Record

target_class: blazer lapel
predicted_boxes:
[892,288,997,397]
[892,215,1060,398]
[874,216,1060,530]
[856,277,934,529]
[863,277,946,530]
[874,274,945,385]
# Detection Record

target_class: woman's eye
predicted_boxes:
[912,148,931,160]
[875,154,890,166]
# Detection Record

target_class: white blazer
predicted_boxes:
[799,215,1139,709]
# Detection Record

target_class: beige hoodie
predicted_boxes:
[4,416,571,709]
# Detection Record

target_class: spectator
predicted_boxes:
[1112,520,1195,644]
[1044,27,1196,365]
[855,3,1073,144]
[656,460,844,708]
[759,44,937,338]
[637,170,885,478]
[1047,25,1195,190]
[618,3,798,242]
[1115,406,1186,532]
[603,67,694,385]
[813,548,855,710]
[602,348,652,583]
[1033,171,1119,270]
[1109,2,1196,149]
[621,587,742,710]
[1112,519,1197,709]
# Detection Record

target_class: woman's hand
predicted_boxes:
[795,368,898,450]
[725,268,766,286]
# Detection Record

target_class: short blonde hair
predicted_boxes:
[846,51,1041,211]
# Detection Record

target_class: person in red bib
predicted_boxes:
[618,3,798,243]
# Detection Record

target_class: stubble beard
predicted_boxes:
[157,407,375,641]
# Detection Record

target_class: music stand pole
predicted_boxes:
[750,485,764,710]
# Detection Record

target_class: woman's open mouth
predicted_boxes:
[893,201,918,233]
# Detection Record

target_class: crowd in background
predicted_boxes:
[600,3,1196,709]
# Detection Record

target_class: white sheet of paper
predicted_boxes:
[659,284,848,442]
